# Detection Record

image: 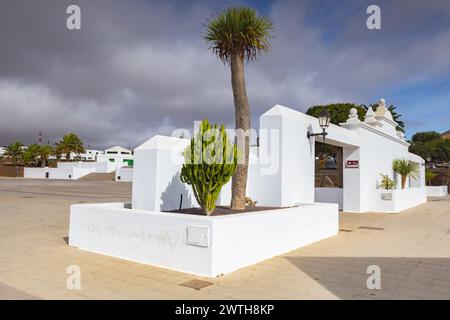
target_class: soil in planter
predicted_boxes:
[166,205,282,216]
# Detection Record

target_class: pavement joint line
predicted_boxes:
[358,226,385,231]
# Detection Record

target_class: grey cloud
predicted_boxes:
[0,0,449,148]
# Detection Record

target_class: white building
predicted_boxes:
[80,149,103,161]
[97,146,134,168]
[0,147,6,157]
[128,99,426,214]
[69,99,428,277]
[25,146,133,180]
[50,149,104,161]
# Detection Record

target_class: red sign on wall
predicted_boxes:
[346,160,359,168]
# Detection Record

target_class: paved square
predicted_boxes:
[0,177,449,299]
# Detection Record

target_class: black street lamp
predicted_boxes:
[307,109,331,142]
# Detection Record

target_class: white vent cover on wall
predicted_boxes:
[186,226,209,248]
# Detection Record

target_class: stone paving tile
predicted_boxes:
[0,282,40,300]
[0,178,449,299]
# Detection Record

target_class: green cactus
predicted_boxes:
[180,119,238,216]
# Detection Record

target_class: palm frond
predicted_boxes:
[204,7,274,63]
[393,159,419,179]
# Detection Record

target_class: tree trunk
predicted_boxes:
[401,175,407,189]
[230,53,250,210]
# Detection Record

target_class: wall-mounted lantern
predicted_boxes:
[307,109,331,142]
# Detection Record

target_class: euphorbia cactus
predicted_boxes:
[180,119,238,215]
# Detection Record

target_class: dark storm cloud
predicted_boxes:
[0,0,449,148]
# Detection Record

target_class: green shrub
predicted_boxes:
[425,169,437,186]
[180,119,238,215]
[379,174,395,190]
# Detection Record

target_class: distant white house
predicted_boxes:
[0,147,6,157]
[49,149,104,161]
[105,146,132,155]
[25,145,134,180]
[97,146,134,167]
[80,149,103,161]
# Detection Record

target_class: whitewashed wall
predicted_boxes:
[69,202,338,277]
[57,161,115,173]
[72,168,96,179]
[132,136,198,211]
[24,168,47,179]
[427,186,448,197]
[97,154,134,170]
[130,103,426,214]
[315,188,343,210]
[372,188,427,213]
[115,167,133,182]
[24,166,95,180]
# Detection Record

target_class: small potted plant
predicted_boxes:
[378,174,395,190]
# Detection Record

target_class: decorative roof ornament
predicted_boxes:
[375,98,388,115]
[346,108,361,124]
[364,106,377,125]
[396,131,405,141]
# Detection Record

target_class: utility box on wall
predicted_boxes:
[187,226,209,248]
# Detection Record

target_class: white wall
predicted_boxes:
[69,202,338,277]
[132,135,198,211]
[343,146,362,212]
[315,188,343,210]
[115,167,133,182]
[48,168,73,180]
[341,112,426,213]
[358,125,411,212]
[129,104,426,214]
[72,167,96,179]
[372,188,427,213]
[24,168,47,179]
[25,166,94,180]
[57,161,115,173]
[251,105,360,207]
[210,203,338,276]
[427,186,448,197]
[97,154,134,170]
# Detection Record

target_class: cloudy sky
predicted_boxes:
[1,0,449,149]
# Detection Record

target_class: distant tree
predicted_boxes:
[57,133,85,161]
[5,141,24,177]
[425,169,437,186]
[307,103,367,125]
[38,144,53,167]
[431,139,450,163]
[53,143,64,161]
[22,144,40,167]
[409,132,450,163]
[387,105,405,133]
[411,131,442,143]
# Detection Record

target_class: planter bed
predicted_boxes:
[166,205,282,216]
[69,202,338,277]
[372,187,427,213]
